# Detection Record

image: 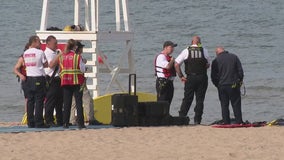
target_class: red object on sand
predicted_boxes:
[211,123,265,128]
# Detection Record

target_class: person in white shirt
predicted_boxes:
[44,35,63,127]
[154,41,177,105]
[175,36,210,124]
[23,35,49,128]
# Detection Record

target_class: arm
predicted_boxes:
[211,59,219,87]
[40,51,49,68]
[175,62,186,83]
[175,49,188,83]
[13,57,26,81]
[49,53,62,68]
[79,56,86,73]
[203,48,210,68]
[236,56,244,82]
[164,57,175,70]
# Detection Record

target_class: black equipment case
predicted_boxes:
[111,74,138,127]
[138,101,170,126]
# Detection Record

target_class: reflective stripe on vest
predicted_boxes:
[59,52,84,86]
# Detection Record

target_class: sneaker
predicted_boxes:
[63,123,69,129]
[28,125,35,128]
[194,121,201,125]
[46,122,59,127]
[35,124,50,128]
[78,125,86,129]
[89,119,103,125]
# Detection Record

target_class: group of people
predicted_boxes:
[14,34,243,128]
[14,35,100,129]
[155,36,244,125]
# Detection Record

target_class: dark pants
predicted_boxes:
[156,78,174,105]
[26,76,46,127]
[62,85,84,126]
[21,80,28,99]
[179,74,208,123]
[44,76,63,125]
[218,85,243,124]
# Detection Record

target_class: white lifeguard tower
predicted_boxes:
[34,0,156,124]
[37,0,135,98]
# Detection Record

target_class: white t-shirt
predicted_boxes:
[175,44,210,65]
[155,53,174,80]
[23,48,47,77]
[44,47,59,77]
[79,58,86,73]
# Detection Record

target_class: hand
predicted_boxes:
[180,76,187,83]
[20,75,26,81]
[82,58,87,64]
[206,63,210,69]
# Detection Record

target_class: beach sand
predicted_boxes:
[0,124,283,160]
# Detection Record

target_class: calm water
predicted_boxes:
[0,0,283,123]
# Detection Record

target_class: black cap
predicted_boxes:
[163,41,177,48]
[76,41,85,48]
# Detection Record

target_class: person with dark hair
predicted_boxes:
[211,47,244,124]
[44,35,63,127]
[70,41,102,125]
[50,39,86,129]
[13,42,30,114]
[23,35,49,128]
[175,36,210,124]
[154,41,177,105]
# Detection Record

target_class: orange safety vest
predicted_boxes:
[59,51,84,86]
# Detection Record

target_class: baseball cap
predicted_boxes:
[76,41,85,48]
[163,41,177,48]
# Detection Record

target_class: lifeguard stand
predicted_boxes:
[36,0,135,98]
[33,0,156,124]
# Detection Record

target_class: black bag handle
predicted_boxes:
[129,74,136,95]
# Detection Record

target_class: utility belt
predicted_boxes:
[26,76,45,80]
[187,73,207,76]
[46,75,61,81]
[157,77,174,81]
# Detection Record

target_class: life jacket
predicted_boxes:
[20,56,27,77]
[17,55,27,82]
[154,53,176,78]
[59,51,84,86]
[184,46,207,75]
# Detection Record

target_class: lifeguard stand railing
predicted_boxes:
[36,0,135,99]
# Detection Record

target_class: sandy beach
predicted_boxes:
[0,124,283,160]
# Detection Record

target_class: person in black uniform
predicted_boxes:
[44,35,63,127]
[175,36,210,124]
[211,47,244,124]
[154,41,177,105]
